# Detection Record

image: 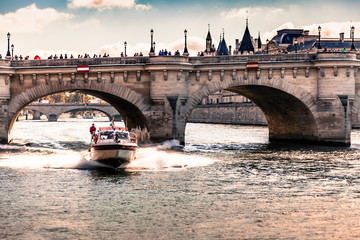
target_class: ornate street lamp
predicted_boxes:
[183,29,189,56]
[351,26,356,51]
[266,39,269,54]
[11,44,14,58]
[294,39,298,53]
[150,29,154,55]
[318,26,322,49]
[6,32,11,59]
[124,41,127,56]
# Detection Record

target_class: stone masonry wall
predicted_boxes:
[188,103,267,125]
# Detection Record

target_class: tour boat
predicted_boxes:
[89,126,138,168]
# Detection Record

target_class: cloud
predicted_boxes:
[71,18,100,29]
[0,4,73,34]
[68,0,152,10]
[300,21,360,38]
[221,7,283,20]
[263,21,360,40]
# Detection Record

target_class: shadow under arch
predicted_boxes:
[184,77,320,144]
[8,81,151,141]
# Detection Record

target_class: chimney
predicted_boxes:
[340,32,344,42]
[229,45,232,55]
[235,39,239,49]
[304,30,309,36]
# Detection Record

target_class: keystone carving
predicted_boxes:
[163,70,168,81]
[333,66,338,77]
[305,67,310,78]
[5,74,11,85]
[97,72,101,83]
[196,71,200,81]
[232,69,236,80]
[177,70,183,81]
[185,71,189,81]
[136,71,141,81]
[281,68,286,78]
[256,69,260,80]
[45,74,50,85]
[293,67,298,78]
[208,70,212,81]
[58,73,63,84]
[111,72,115,82]
[84,73,88,83]
[71,73,75,83]
[150,71,155,81]
[244,69,248,80]
[268,68,273,79]
[32,74,37,85]
[220,70,225,81]
[318,67,325,77]
[124,71,128,82]
[19,74,24,85]
[347,67,352,77]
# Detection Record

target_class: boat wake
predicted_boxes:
[0,140,215,171]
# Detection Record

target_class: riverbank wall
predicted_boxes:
[188,103,267,126]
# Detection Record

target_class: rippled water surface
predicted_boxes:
[1,118,360,239]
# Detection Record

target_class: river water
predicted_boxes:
[1,118,360,239]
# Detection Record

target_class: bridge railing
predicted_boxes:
[5,52,359,68]
[9,57,150,67]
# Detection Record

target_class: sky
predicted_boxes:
[1,0,360,58]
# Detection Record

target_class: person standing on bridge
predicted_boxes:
[90,123,96,136]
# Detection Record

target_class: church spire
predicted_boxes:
[246,9,249,28]
[258,31,262,49]
[204,24,215,54]
[238,14,254,54]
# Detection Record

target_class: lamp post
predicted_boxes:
[11,44,14,58]
[318,26,322,49]
[266,39,269,54]
[294,39,298,53]
[351,26,356,51]
[153,42,156,53]
[183,29,189,56]
[6,32,11,59]
[150,29,154,56]
[124,41,127,57]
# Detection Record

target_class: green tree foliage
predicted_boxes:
[40,92,95,103]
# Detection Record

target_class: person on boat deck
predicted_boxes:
[90,123,96,136]
[110,119,115,130]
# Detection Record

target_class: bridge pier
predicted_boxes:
[0,100,10,144]
[32,110,41,120]
[48,114,58,122]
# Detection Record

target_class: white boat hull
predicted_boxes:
[90,144,137,168]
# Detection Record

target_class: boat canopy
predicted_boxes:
[99,126,127,131]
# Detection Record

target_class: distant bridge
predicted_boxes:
[1,52,360,145]
[24,103,122,121]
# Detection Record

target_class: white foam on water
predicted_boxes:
[126,146,216,171]
[0,140,215,171]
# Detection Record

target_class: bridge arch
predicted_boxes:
[8,81,151,140]
[184,75,321,144]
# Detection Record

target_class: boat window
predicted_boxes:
[115,132,129,140]
[100,131,115,140]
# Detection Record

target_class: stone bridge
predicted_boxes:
[24,103,122,121]
[1,52,360,146]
